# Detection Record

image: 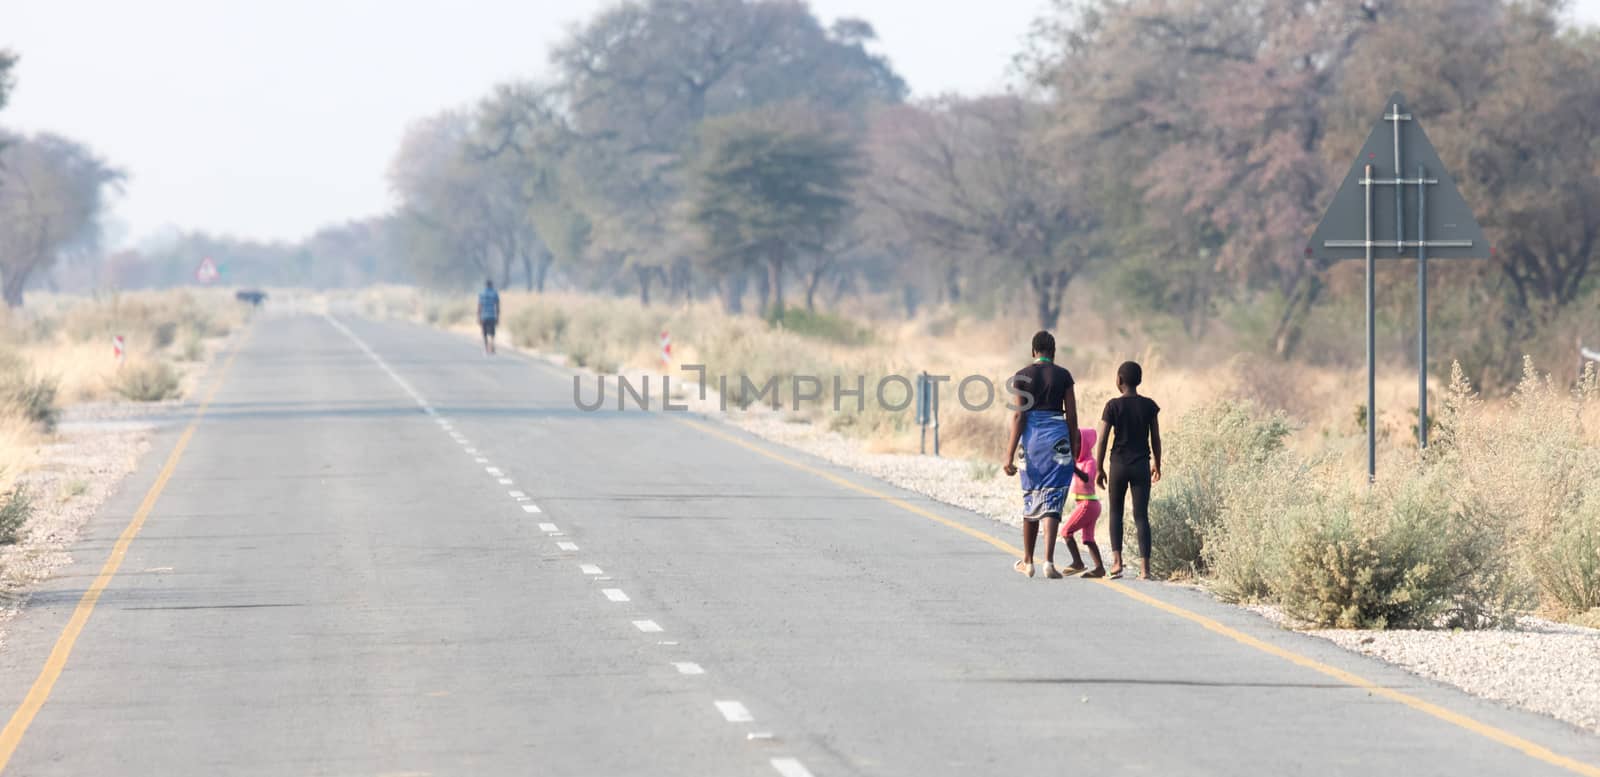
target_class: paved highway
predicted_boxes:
[1,311,1598,776]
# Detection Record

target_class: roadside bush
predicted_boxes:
[1273,464,1524,629]
[0,350,60,432]
[1203,456,1310,601]
[109,360,180,402]
[1433,359,1600,622]
[423,298,474,327]
[1145,399,1294,578]
[0,484,30,545]
[1537,483,1600,617]
[767,306,871,346]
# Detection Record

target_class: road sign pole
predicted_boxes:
[1418,163,1429,449]
[1364,163,1376,482]
[1392,103,1405,256]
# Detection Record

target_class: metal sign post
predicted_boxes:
[1308,92,1489,480]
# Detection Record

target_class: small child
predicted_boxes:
[1060,427,1106,578]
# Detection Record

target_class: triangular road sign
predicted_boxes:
[195,256,220,284]
[1307,92,1487,261]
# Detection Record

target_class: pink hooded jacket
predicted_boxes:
[1071,427,1097,497]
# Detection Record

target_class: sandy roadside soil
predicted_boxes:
[0,333,226,653]
[0,404,172,651]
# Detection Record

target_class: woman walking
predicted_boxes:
[1001,331,1079,578]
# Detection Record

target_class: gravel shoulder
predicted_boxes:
[0,403,170,650]
[0,337,216,653]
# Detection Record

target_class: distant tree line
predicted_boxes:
[385,0,1600,360]
[4,0,1598,383]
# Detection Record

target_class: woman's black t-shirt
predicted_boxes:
[1102,395,1160,471]
[1011,362,1074,413]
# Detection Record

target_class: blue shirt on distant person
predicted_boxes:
[478,284,500,322]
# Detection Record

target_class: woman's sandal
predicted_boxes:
[1107,567,1124,579]
[1079,568,1106,579]
[1014,560,1035,577]
[1061,564,1088,576]
[1045,564,1063,579]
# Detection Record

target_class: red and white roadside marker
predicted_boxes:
[195,257,220,285]
[112,335,125,365]
[659,330,672,368]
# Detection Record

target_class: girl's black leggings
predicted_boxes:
[1107,463,1151,559]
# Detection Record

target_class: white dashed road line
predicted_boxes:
[328,314,810,771]
[770,758,814,777]
[714,701,753,723]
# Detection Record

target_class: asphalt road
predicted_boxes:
[1,310,1598,777]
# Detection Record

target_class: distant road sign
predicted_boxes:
[196,257,220,284]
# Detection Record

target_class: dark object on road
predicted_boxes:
[236,289,267,306]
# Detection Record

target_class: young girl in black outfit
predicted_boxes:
[1093,361,1162,580]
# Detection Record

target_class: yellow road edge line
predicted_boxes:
[0,329,250,774]
[676,416,1600,777]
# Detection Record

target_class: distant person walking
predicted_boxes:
[1002,331,1079,579]
[1094,361,1162,580]
[478,279,500,355]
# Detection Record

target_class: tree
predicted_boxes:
[0,50,14,156]
[0,133,121,307]
[689,108,860,316]
[1032,0,1388,354]
[473,82,585,292]
[551,0,905,304]
[866,97,1100,328]
[388,111,543,290]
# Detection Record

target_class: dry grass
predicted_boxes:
[0,289,244,487]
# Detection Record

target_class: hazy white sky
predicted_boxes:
[3,0,1598,246]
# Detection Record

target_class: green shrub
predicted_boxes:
[0,484,30,545]
[178,329,206,362]
[1145,399,1294,578]
[1538,484,1600,618]
[1203,457,1309,601]
[423,299,473,327]
[110,360,180,402]
[1273,465,1525,629]
[0,350,60,432]
[766,306,871,346]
